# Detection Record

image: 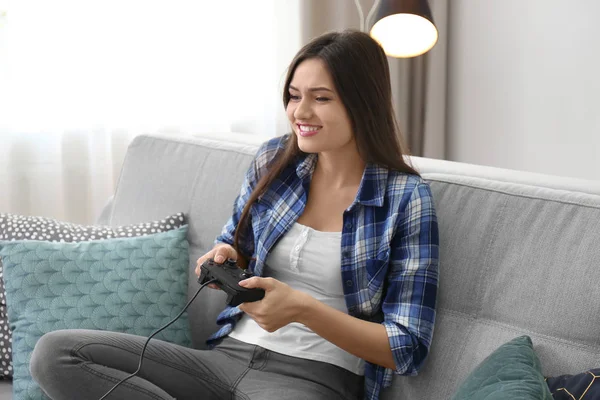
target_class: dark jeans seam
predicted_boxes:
[80,363,167,400]
[256,349,270,371]
[230,368,251,400]
[212,346,245,365]
[73,341,233,395]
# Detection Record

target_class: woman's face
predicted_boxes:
[286,58,354,155]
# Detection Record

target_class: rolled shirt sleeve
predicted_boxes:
[382,181,439,376]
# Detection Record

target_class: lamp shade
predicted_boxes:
[369,0,438,58]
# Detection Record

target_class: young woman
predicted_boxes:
[31,30,439,400]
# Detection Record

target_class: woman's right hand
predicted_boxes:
[195,243,238,289]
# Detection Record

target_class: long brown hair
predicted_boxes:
[233,30,419,266]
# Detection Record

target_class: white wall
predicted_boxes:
[447,0,600,180]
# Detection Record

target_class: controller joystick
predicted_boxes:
[198,258,265,306]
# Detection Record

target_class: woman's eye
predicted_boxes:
[289,94,300,101]
[316,97,330,102]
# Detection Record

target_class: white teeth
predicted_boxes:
[299,125,319,132]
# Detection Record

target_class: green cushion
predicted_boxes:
[452,336,553,400]
[0,226,192,400]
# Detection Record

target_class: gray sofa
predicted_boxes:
[2,132,600,399]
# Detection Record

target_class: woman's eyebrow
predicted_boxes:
[289,85,334,93]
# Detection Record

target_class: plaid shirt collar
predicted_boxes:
[295,152,388,209]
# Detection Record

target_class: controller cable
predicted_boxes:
[98,278,217,400]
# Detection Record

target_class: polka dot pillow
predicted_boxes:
[0,212,186,380]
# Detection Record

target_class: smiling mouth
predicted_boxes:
[297,124,321,137]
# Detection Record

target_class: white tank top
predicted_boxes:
[229,222,365,375]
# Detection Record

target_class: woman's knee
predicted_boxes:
[30,329,76,382]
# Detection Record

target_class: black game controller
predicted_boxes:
[198,258,265,307]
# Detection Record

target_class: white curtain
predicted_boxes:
[0,130,134,224]
[0,0,303,224]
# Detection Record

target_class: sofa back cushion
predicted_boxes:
[384,174,600,398]
[105,135,260,348]
[102,134,600,400]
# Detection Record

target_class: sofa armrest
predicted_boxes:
[95,195,114,226]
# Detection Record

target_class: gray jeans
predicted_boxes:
[30,329,364,400]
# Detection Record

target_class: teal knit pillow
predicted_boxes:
[452,336,553,400]
[0,226,192,400]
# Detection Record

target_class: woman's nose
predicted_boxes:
[294,99,312,120]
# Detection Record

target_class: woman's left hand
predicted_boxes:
[237,277,309,332]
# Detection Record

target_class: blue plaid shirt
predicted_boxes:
[208,135,439,400]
